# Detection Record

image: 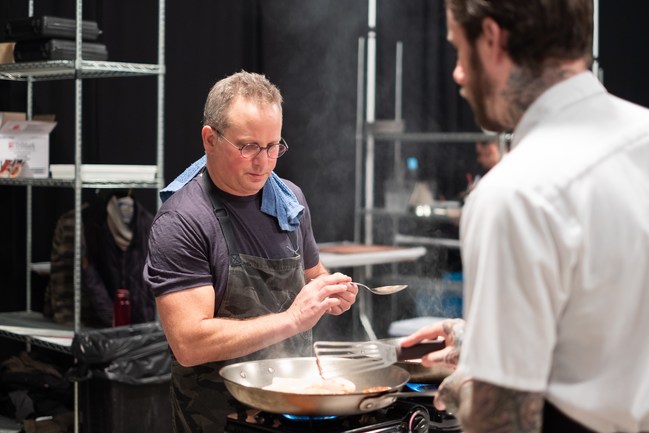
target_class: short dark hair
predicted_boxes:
[445,0,593,72]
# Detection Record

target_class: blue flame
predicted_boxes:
[405,383,439,392]
[282,414,338,421]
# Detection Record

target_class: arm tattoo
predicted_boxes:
[436,318,464,366]
[456,379,544,433]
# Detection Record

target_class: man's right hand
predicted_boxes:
[287,272,353,332]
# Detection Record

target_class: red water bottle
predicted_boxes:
[113,288,131,327]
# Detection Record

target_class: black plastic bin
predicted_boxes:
[69,322,172,433]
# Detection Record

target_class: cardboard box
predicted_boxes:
[0,112,57,178]
[0,42,15,64]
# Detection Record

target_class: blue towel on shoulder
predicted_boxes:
[159,155,207,203]
[159,155,304,232]
[260,172,305,232]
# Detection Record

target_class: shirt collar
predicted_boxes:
[511,71,606,150]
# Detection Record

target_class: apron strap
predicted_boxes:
[202,170,242,266]
[286,229,299,256]
[542,400,596,433]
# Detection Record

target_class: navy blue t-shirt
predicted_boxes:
[143,173,320,310]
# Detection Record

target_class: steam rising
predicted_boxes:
[258,2,469,342]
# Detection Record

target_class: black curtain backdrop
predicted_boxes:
[1,0,648,312]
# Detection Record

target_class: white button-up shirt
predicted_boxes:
[459,71,649,432]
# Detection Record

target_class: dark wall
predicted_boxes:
[1,0,648,311]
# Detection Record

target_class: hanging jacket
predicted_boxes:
[43,193,155,327]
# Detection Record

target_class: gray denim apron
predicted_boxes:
[169,172,311,433]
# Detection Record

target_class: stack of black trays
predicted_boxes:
[6,15,108,62]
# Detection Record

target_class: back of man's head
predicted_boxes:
[445,0,593,73]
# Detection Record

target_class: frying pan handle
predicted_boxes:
[359,390,438,412]
[395,340,446,361]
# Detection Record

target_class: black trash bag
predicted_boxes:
[69,322,171,385]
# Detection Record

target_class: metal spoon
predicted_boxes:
[353,282,409,295]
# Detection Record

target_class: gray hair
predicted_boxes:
[203,70,283,131]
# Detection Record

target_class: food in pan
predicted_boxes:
[262,376,357,394]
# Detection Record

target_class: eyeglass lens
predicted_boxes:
[213,127,288,159]
[240,142,286,159]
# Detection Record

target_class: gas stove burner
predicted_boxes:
[225,401,462,433]
[406,382,439,393]
[281,414,338,421]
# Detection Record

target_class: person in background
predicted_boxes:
[463,138,502,197]
[143,71,358,432]
[402,0,649,432]
[475,139,500,173]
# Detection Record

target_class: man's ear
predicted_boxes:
[481,17,509,61]
[202,125,217,151]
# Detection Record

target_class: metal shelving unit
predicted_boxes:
[352,1,505,341]
[354,35,499,248]
[0,1,165,432]
[0,177,159,188]
[0,60,162,81]
[356,0,602,246]
[0,311,74,355]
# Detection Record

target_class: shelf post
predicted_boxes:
[156,0,166,209]
[354,37,365,244]
[364,0,377,248]
[73,3,83,433]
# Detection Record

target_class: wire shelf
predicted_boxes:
[0,60,163,81]
[0,311,73,355]
[0,177,160,188]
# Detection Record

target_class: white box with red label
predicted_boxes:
[0,112,57,178]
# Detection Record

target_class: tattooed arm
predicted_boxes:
[400,318,465,368]
[437,374,544,433]
[402,319,544,433]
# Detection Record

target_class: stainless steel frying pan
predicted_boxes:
[219,357,433,415]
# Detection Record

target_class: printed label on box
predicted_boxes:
[0,118,56,179]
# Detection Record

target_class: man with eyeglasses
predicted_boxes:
[143,71,358,432]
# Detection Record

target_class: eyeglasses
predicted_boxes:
[213,128,289,159]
